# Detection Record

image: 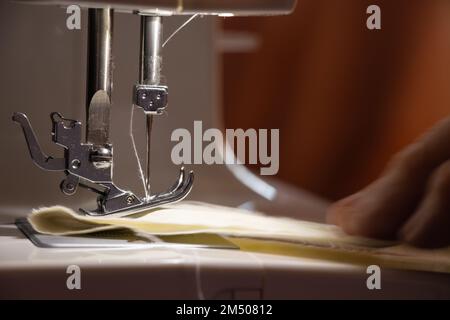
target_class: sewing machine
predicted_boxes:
[1,0,449,299]
[11,1,296,216]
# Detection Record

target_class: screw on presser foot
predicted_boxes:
[12,112,194,217]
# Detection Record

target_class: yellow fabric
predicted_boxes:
[229,238,450,274]
[28,201,450,274]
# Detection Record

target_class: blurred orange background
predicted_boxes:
[222,0,450,201]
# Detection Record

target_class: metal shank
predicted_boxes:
[86,8,113,147]
[140,15,163,86]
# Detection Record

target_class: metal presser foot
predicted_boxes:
[12,112,193,216]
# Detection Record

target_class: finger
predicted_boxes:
[398,160,450,248]
[327,171,423,239]
[414,116,450,169]
[326,193,361,225]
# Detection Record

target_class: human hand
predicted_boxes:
[327,116,450,248]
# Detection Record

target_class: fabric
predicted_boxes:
[28,201,450,273]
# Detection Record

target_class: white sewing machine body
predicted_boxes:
[19,0,297,15]
[0,0,449,299]
[2,222,450,299]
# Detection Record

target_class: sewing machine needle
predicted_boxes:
[145,113,153,199]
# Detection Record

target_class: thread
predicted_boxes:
[162,14,199,48]
[129,105,149,200]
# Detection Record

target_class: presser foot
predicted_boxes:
[12,112,194,216]
[81,167,194,217]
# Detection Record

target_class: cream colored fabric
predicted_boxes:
[28,202,388,248]
[28,201,450,273]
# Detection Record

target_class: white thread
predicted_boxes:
[159,246,206,299]
[243,250,265,299]
[192,249,206,300]
[162,14,199,48]
[129,105,149,200]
